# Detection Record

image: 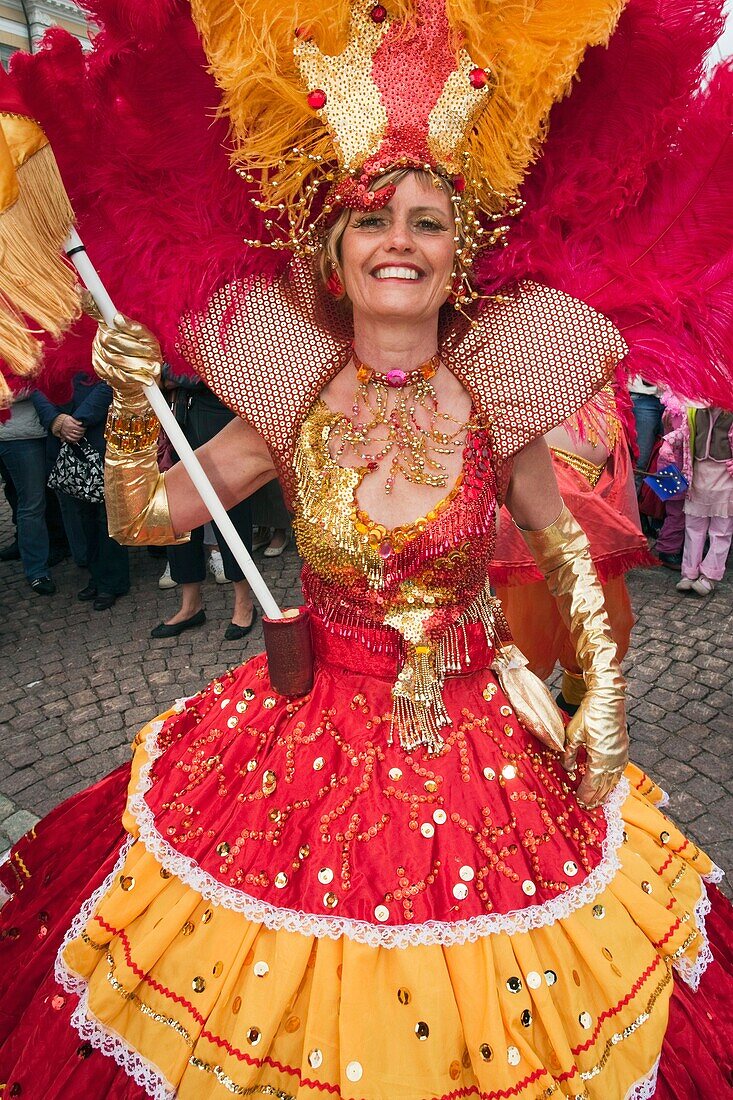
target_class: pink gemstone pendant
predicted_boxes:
[385,369,407,388]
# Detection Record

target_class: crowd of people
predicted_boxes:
[0,375,291,630]
[631,379,733,595]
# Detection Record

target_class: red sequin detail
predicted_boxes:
[307,89,327,110]
[469,67,489,89]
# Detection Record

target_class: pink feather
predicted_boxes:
[5,0,733,413]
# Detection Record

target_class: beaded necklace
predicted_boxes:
[330,351,473,495]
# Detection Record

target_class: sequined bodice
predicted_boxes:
[294,398,496,632]
[292,400,499,750]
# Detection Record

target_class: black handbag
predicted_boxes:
[47,439,105,504]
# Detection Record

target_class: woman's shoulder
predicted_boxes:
[446,280,627,461]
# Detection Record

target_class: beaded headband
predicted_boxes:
[191,0,625,305]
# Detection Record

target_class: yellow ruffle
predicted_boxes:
[59,726,718,1100]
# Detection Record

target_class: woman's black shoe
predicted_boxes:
[93,593,118,611]
[77,583,98,602]
[224,606,258,641]
[150,609,206,638]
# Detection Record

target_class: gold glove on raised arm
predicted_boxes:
[92,312,187,546]
[521,505,628,809]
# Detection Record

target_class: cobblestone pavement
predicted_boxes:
[1,501,731,896]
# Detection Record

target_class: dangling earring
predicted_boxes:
[448,271,463,304]
[327,268,344,297]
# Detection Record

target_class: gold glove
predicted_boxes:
[92,312,162,410]
[92,312,188,546]
[521,505,627,808]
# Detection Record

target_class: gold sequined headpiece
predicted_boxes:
[293,0,494,207]
[191,0,626,294]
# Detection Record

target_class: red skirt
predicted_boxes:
[1,628,731,1099]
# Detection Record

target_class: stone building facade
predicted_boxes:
[1,0,90,70]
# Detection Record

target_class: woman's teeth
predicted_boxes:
[373,267,420,280]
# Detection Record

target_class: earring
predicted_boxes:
[327,269,344,297]
[448,272,463,304]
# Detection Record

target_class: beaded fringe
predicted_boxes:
[389,584,504,753]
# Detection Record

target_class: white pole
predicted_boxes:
[64,228,282,621]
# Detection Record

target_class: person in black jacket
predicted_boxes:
[32,375,130,610]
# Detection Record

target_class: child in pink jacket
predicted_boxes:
[659,405,733,595]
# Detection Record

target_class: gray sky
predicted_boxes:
[706,0,733,68]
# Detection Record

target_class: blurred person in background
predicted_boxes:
[0,396,55,595]
[661,404,733,596]
[152,372,255,639]
[32,376,130,610]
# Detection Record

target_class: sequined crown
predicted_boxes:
[294,0,494,211]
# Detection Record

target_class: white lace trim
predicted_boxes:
[673,877,716,992]
[0,848,10,909]
[54,835,135,996]
[624,1056,660,1100]
[127,721,630,948]
[656,789,670,809]
[70,991,175,1100]
[704,863,725,885]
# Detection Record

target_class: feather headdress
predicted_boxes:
[191,0,626,250]
[6,0,733,414]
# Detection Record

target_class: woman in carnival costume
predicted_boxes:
[2,1,733,1098]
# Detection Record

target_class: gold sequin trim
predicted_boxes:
[188,1058,295,1098]
[579,967,672,1083]
[80,929,107,952]
[105,952,194,1048]
[669,929,700,960]
[550,448,605,488]
[670,864,688,888]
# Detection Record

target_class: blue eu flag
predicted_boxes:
[643,463,689,500]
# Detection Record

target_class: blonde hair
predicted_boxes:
[318,168,456,295]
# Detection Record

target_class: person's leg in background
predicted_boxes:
[697,514,733,589]
[677,512,709,592]
[654,496,686,568]
[44,487,70,566]
[56,490,89,568]
[151,524,207,637]
[204,521,230,584]
[0,438,53,590]
[211,495,255,640]
[0,455,19,560]
[85,501,130,609]
[631,393,663,491]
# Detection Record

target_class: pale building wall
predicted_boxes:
[1,0,90,69]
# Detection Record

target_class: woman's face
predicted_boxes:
[339,172,455,326]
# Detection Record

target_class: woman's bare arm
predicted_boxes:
[504,437,563,531]
[166,417,278,535]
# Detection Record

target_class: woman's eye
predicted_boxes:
[353,215,386,229]
[415,218,447,232]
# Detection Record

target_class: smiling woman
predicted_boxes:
[320,168,459,301]
[2,1,732,1098]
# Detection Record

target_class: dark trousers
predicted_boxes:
[0,438,50,580]
[167,390,252,584]
[78,499,130,595]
